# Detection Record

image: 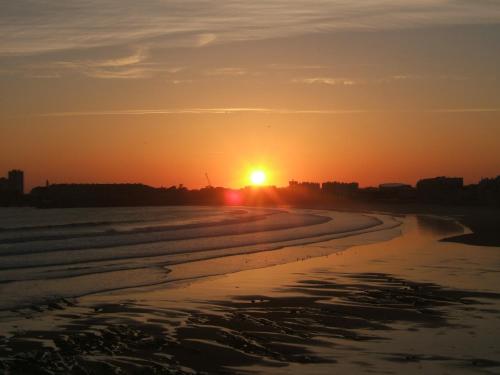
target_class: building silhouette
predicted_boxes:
[322,181,359,197]
[378,183,415,201]
[0,169,25,206]
[0,169,24,194]
[289,180,321,191]
[416,176,463,203]
[0,177,8,192]
[1,169,498,208]
[8,169,24,194]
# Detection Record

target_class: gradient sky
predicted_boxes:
[1,1,500,190]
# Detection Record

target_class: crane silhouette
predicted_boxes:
[205,172,212,188]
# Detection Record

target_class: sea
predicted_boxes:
[0,206,400,310]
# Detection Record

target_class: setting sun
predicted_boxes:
[250,170,267,186]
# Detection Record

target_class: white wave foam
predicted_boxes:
[0,207,400,310]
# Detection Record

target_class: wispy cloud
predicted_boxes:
[1,1,500,56]
[54,48,153,79]
[293,74,471,86]
[89,49,148,68]
[33,107,500,118]
[168,79,193,84]
[16,48,184,79]
[35,108,370,117]
[294,77,357,86]
[426,108,500,113]
[268,64,325,70]
[78,67,152,79]
[196,33,217,47]
[205,67,248,76]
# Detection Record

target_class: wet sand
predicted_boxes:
[384,205,500,247]
[301,200,500,247]
[442,210,500,247]
[1,214,500,374]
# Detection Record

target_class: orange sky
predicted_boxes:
[3,111,499,190]
[1,2,500,190]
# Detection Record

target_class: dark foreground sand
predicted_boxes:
[1,214,499,374]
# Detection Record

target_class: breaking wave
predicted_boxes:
[0,206,400,310]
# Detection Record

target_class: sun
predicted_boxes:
[250,170,267,186]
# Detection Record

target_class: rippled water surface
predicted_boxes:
[0,206,399,310]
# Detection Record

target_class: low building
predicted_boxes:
[378,183,416,201]
[289,180,321,191]
[379,183,412,190]
[322,181,359,197]
[417,176,463,203]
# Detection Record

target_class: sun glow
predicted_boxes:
[249,170,267,186]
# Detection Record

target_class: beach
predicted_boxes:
[0,208,499,374]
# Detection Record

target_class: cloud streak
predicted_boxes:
[54,48,154,79]
[11,48,184,79]
[294,77,357,86]
[34,107,500,117]
[1,0,500,55]
[293,74,471,86]
[205,67,248,76]
[35,108,371,117]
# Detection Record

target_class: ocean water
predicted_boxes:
[0,206,400,310]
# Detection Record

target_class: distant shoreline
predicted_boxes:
[289,201,500,247]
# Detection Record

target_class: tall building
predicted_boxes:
[8,169,24,195]
[0,177,8,191]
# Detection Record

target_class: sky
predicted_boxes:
[1,1,500,190]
